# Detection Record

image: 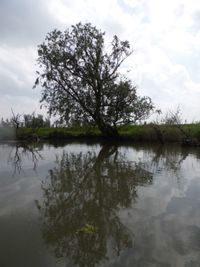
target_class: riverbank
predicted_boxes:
[0,124,197,145]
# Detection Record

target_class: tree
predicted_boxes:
[23,113,51,128]
[0,118,12,128]
[10,109,22,137]
[34,22,155,137]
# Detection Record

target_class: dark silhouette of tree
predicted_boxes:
[10,109,22,137]
[37,145,153,266]
[34,22,155,137]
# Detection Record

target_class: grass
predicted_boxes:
[2,123,200,145]
[16,125,101,140]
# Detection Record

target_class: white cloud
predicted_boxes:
[0,46,36,88]
[1,0,200,121]
[0,95,46,119]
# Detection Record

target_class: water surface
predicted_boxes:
[0,141,200,267]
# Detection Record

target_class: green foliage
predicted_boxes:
[12,123,200,145]
[23,113,50,128]
[76,224,98,235]
[34,22,155,136]
[17,126,101,140]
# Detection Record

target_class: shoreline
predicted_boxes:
[1,124,200,146]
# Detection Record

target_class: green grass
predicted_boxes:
[16,126,101,140]
[2,123,200,145]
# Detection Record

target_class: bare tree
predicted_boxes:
[11,108,21,138]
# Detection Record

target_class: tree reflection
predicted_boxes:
[149,145,190,182]
[8,142,43,174]
[38,145,153,266]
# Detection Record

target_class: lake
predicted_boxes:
[0,141,200,267]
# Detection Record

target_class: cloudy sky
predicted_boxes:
[1,0,200,122]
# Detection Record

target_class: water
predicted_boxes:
[0,141,200,267]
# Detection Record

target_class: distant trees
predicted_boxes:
[10,109,21,130]
[34,22,155,137]
[0,112,50,129]
[0,117,12,128]
[23,113,50,128]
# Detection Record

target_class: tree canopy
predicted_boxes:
[34,22,155,137]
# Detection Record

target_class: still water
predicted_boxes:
[0,141,200,267]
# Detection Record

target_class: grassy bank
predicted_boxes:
[8,123,200,145]
[118,124,200,143]
[16,126,101,140]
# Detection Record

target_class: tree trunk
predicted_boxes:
[98,122,119,138]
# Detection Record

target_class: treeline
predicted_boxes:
[0,113,51,128]
[1,108,200,146]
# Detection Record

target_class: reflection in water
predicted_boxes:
[38,145,153,266]
[150,145,190,182]
[152,146,188,170]
[8,142,43,174]
[1,142,200,266]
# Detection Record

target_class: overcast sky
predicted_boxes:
[1,0,200,122]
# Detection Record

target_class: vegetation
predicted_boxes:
[12,123,200,145]
[0,112,50,129]
[23,113,50,128]
[34,22,155,137]
[0,21,199,145]
[0,112,50,140]
[1,108,200,146]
